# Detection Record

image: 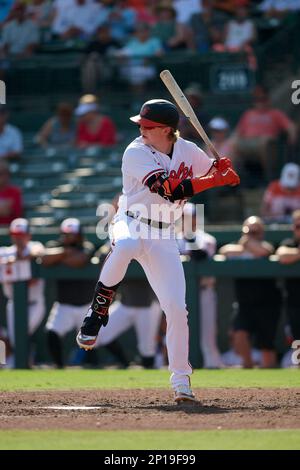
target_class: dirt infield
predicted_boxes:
[1,388,299,430]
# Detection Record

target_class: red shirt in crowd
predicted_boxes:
[0,185,23,225]
[237,108,292,139]
[263,180,300,217]
[77,116,117,147]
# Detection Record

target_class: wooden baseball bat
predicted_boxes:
[160,69,220,161]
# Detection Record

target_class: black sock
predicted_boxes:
[90,281,121,325]
[47,330,64,368]
[105,339,129,368]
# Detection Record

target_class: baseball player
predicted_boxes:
[77,99,240,402]
[43,218,95,368]
[0,218,45,358]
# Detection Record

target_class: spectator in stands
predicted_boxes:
[51,0,74,38]
[151,2,195,51]
[0,2,40,58]
[207,117,235,160]
[125,0,156,25]
[258,0,300,21]
[116,22,163,97]
[173,0,202,24]
[0,161,23,225]
[276,209,300,347]
[97,0,137,43]
[190,0,228,53]
[212,3,256,69]
[53,0,102,40]
[36,102,76,148]
[177,202,223,368]
[0,218,45,366]
[178,83,209,143]
[261,163,300,223]
[233,86,297,182]
[27,0,53,29]
[81,24,122,93]
[0,106,23,160]
[43,218,128,368]
[224,4,256,50]
[75,94,117,147]
[219,216,282,368]
[214,0,250,15]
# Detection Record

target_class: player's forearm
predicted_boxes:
[278,253,300,264]
[276,247,300,264]
[41,248,66,266]
[62,253,90,268]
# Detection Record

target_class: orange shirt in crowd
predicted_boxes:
[263,180,300,217]
[77,117,117,147]
[237,109,292,139]
[210,139,235,159]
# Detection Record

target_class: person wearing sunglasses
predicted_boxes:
[276,210,300,349]
[76,98,239,403]
[219,216,282,368]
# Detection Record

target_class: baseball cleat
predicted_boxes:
[76,331,98,351]
[76,311,105,350]
[174,384,197,404]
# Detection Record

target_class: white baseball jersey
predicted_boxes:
[95,135,215,391]
[118,136,213,223]
[177,229,217,258]
[0,241,46,346]
[0,241,45,302]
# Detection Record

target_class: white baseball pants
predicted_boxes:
[6,299,45,346]
[46,302,90,337]
[99,214,193,389]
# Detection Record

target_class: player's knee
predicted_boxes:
[162,300,188,318]
[114,238,139,259]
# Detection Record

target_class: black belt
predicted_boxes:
[125,211,171,230]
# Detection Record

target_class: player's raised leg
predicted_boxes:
[76,217,141,350]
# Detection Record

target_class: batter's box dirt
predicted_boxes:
[0,388,299,430]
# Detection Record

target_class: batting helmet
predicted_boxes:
[130,99,179,129]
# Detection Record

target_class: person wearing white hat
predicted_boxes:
[261,163,300,223]
[0,218,45,363]
[44,218,129,368]
[176,202,223,368]
[207,117,235,162]
[43,218,96,368]
[75,94,117,148]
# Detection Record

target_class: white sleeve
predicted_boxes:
[189,143,214,177]
[122,147,165,185]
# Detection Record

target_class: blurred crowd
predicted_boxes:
[0,0,299,85]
